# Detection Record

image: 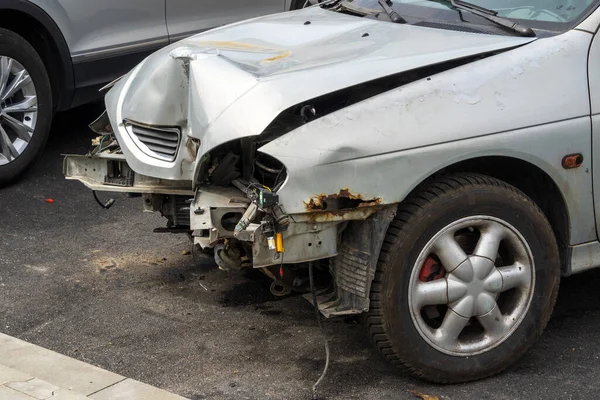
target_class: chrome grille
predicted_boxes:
[126,122,181,162]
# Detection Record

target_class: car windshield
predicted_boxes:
[344,0,598,31]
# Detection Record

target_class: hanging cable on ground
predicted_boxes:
[308,261,329,400]
[92,191,115,209]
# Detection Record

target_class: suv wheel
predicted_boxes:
[0,28,52,187]
[365,173,560,382]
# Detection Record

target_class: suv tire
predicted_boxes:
[0,28,52,187]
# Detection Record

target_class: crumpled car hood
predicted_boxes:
[105,6,535,180]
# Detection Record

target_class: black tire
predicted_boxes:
[364,173,560,383]
[0,28,53,187]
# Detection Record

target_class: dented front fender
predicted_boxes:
[259,30,595,246]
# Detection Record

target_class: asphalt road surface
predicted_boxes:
[1,104,600,400]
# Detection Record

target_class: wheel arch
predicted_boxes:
[0,0,74,111]
[362,171,562,382]
[409,156,570,274]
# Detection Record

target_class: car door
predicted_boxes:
[30,0,169,105]
[166,0,287,42]
[49,0,168,59]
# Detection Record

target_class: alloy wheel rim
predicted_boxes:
[408,216,535,356]
[0,56,38,166]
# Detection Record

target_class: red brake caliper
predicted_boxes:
[419,256,445,282]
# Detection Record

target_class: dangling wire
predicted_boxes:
[308,261,329,399]
[92,191,115,209]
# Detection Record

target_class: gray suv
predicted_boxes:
[0,0,311,186]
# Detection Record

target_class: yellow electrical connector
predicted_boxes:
[275,232,284,253]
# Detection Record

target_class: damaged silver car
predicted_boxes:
[64,0,600,383]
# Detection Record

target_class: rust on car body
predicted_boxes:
[303,208,380,223]
[304,188,383,212]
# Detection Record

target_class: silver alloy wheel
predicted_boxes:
[0,56,38,166]
[408,216,535,356]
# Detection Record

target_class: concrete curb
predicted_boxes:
[0,333,187,400]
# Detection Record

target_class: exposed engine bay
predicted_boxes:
[69,104,398,313]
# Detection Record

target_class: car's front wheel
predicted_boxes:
[0,28,52,187]
[365,173,560,382]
